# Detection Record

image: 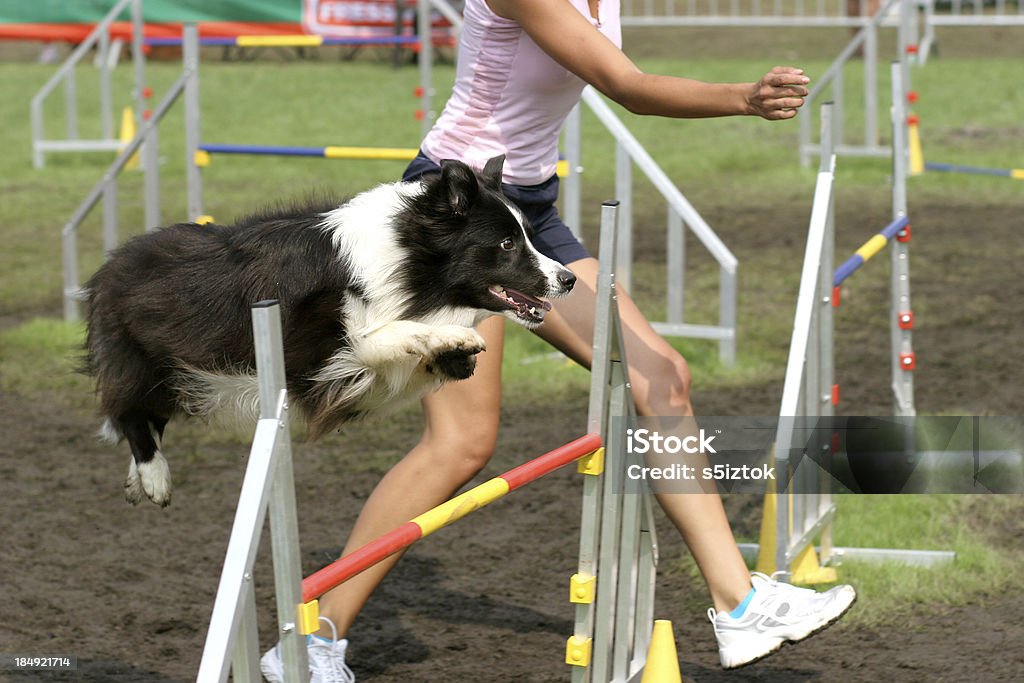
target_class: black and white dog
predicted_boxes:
[85,155,576,507]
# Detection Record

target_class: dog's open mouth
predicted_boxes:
[489,286,552,324]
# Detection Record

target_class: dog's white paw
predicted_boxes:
[421,326,487,380]
[124,453,172,507]
[423,325,487,356]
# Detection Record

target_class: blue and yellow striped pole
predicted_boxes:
[833,215,911,287]
[924,162,1024,180]
[197,143,419,163]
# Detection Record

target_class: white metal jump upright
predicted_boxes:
[765,102,840,584]
[196,302,308,683]
[759,76,931,581]
[569,201,658,683]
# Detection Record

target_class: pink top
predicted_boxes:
[422,0,622,186]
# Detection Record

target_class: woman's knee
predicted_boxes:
[419,419,499,481]
[631,349,693,416]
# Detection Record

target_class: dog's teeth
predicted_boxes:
[529,306,537,316]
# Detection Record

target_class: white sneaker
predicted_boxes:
[708,572,857,669]
[261,616,355,683]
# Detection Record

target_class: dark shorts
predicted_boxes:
[402,151,590,265]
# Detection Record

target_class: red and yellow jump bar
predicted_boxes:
[300,433,603,609]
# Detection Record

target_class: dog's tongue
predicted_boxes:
[505,288,552,311]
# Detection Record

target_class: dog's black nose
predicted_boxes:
[559,270,577,292]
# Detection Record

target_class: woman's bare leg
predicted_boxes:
[315,316,507,637]
[534,258,752,612]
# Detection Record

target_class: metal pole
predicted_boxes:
[775,102,836,575]
[102,180,118,255]
[564,104,583,240]
[31,98,44,168]
[418,0,434,138]
[832,67,844,151]
[99,29,113,141]
[61,72,189,320]
[132,0,145,124]
[863,22,878,149]
[62,225,80,322]
[64,66,78,141]
[816,102,836,567]
[666,209,684,326]
[183,23,204,220]
[143,123,161,231]
[889,62,916,417]
[614,143,633,294]
[253,302,309,683]
[573,202,620,683]
[719,266,737,366]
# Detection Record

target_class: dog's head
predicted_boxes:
[400,155,576,329]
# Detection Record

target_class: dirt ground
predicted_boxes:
[1,192,1022,683]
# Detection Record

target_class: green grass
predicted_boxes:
[2,36,1023,626]
[830,494,1024,626]
[0,318,90,402]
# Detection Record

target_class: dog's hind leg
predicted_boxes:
[120,412,173,507]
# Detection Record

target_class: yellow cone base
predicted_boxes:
[640,620,682,683]
[789,544,838,585]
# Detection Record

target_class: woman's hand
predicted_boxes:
[744,67,811,120]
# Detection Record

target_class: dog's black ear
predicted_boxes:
[439,159,479,217]
[480,155,505,190]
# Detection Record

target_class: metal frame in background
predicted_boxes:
[752,76,951,581]
[797,0,912,168]
[61,24,199,322]
[561,92,739,367]
[619,0,1023,55]
[30,0,147,169]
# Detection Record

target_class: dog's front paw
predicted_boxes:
[428,348,479,379]
[424,326,486,380]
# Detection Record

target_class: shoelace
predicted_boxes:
[309,616,356,683]
[706,571,798,628]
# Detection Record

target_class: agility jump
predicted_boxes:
[905,101,1023,180]
[300,432,603,605]
[198,202,669,682]
[754,60,927,584]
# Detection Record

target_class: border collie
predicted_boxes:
[85,155,576,507]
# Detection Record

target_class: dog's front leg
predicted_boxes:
[358,321,487,380]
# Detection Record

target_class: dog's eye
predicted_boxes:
[500,238,515,251]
